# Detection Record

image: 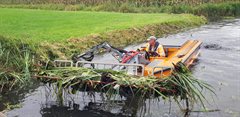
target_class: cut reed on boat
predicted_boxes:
[36,62,215,110]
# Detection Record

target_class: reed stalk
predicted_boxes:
[0,36,33,92]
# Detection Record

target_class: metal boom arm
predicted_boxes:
[72,42,127,62]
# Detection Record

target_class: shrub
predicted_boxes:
[119,3,138,13]
[92,2,119,12]
[140,7,160,13]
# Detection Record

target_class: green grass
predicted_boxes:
[0,8,203,43]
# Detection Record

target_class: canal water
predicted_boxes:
[5,18,240,117]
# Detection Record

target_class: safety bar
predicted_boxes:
[152,66,173,77]
[76,61,145,76]
[54,60,73,68]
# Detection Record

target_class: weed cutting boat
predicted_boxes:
[54,40,202,78]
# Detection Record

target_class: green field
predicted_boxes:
[0,8,204,43]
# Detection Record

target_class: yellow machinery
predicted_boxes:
[143,40,202,78]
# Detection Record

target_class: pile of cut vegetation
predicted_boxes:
[36,62,215,109]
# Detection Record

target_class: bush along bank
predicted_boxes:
[0,37,42,112]
[0,0,238,6]
[172,2,240,21]
[0,2,239,21]
[0,36,34,93]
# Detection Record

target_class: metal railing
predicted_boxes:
[76,61,145,76]
[54,60,73,68]
[53,60,173,77]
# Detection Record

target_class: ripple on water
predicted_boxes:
[203,43,232,51]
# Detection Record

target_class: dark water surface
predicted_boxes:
[6,19,240,117]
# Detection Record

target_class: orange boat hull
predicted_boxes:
[143,40,202,78]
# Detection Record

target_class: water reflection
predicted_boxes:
[40,102,128,117]
[35,82,194,117]
[0,80,39,111]
[39,85,153,117]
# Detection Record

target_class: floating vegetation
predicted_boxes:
[36,62,215,111]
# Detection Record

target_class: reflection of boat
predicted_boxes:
[40,102,127,117]
[40,97,142,117]
[54,40,202,78]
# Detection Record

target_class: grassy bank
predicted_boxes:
[0,8,205,42]
[0,8,206,60]
[0,7,205,90]
[0,7,206,93]
[0,2,239,20]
